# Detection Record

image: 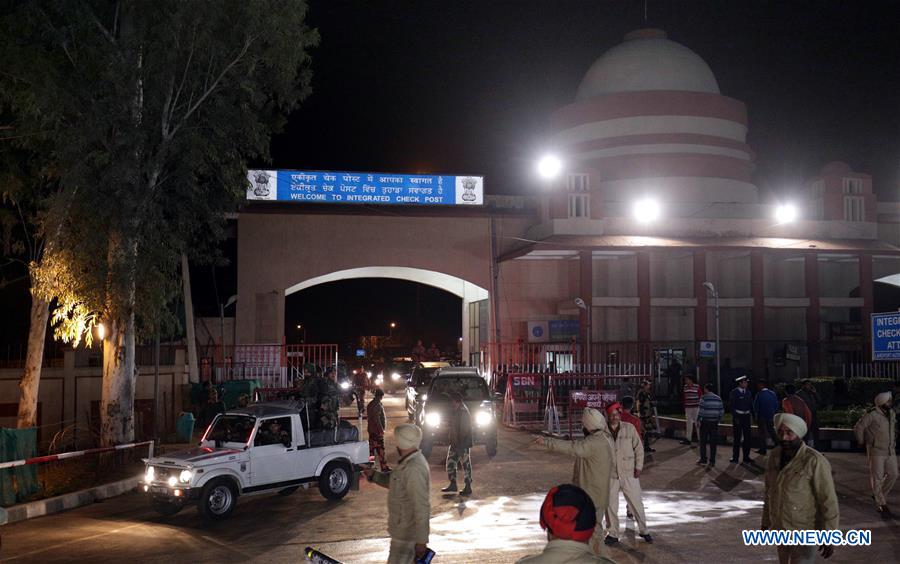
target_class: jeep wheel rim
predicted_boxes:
[208,485,233,514]
[329,468,348,493]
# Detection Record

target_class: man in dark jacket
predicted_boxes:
[367,388,391,471]
[753,379,779,454]
[442,391,474,496]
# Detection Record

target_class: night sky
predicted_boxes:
[3,1,900,353]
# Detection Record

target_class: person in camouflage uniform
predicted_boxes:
[442,391,474,496]
[302,368,341,430]
[636,379,656,453]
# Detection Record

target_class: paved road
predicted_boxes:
[1,395,898,563]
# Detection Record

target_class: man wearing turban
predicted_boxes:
[535,408,614,556]
[762,413,839,563]
[853,391,897,514]
[517,484,616,563]
[363,423,432,563]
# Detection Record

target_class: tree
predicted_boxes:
[1,1,317,444]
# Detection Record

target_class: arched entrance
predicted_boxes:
[284,267,489,362]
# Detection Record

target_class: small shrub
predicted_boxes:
[844,404,871,429]
[806,378,835,409]
[847,378,894,406]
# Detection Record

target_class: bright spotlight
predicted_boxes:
[96,323,106,341]
[536,154,562,179]
[633,198,660,223]
[775,203,797,223]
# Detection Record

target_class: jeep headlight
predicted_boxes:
[391,372,401,381]
[339,381,351,390]
[144,466,155,483]
[425,412,441,427]
[167,476,178,487]
[179,469,193,483]
[475,411,492,427]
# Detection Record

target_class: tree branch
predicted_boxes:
[170,33,260,138]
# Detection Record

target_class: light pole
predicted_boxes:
[575,297,590,371]
[220,294,237,357]
[703,281,721,395]
[296,324,306,343]
[389,322,397,339]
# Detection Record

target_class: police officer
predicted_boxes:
[636,380,656,453]
[367,388,391,471]
[442,391,474,496]
[729,375,753,465]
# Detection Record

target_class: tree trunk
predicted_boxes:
[182,253,199,383]
[100,234,138,446]
[17,287,50,428]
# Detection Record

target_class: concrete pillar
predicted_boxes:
[860,253,874,359]
[751,251,766,380]
[579,250,592,366]
[637,251,651,342]
[805,254,820,377]
[693,252,708,382]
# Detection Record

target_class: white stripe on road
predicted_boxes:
[3,523,146,561]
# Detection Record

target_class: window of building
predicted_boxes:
[568,193,590,218]
[842,178,863,195]
[818,254,859,298]
[764,254,805,298]
[810,180,824,199]
[567,173,590,219]
[592,252,637,297]
[843,196,864,222]
[706,251,751,297]
[650,251,694,298]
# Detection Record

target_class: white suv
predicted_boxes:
[142,402,369,520]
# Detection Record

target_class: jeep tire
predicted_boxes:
[198,478,238,521]
[319,460,352,500]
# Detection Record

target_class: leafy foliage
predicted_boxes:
[1,0,318,337]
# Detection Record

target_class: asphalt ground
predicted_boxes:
[1,395,897,563]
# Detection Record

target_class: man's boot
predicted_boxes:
[459,480,472,496]
[441,479,458,493]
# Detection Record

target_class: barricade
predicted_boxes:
[502,373,545,430]
[551,374,649,437]
[0,440,155,470]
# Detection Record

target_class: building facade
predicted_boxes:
[496,29,900,384]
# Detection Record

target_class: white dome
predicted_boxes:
[576,29,719,100]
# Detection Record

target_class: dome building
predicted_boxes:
[498,28,900,386]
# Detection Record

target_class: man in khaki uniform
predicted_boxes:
[762,413,839,563]
[853,391,897,514]
[604,402,652,545]
[536,408,614,556]
[363,424,432,563]
[517,484,616,563]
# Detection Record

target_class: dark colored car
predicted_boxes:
[405,361,451,422]
[378,357,415,393]
[417,367,498,459]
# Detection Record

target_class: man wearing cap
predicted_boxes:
[536,408,614,556]
[363,423,432,563]
[729,375,753,465]
[762,413,838,563]
[604,402,652,545]
[517,484,616,563]
[853,391,897,514]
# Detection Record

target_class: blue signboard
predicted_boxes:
[549,319,580,342]
[871,312,900,360]
[355,349,366,357]
[246,169,483,206]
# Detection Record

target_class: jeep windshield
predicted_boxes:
[428,377,490,401]
[204,414,256,445]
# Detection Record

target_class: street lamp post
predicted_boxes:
[389,322,397,339]
[575,297,590,371]
[220,295,237,358]
[296,324,306,343]
[703,282,721,395]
